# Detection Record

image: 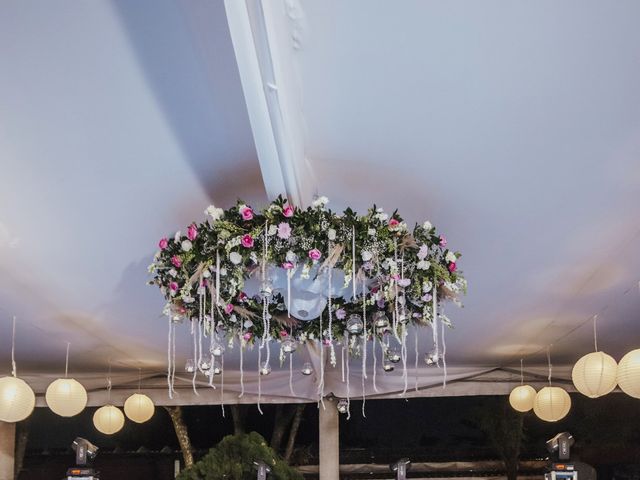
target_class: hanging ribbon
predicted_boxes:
[345,331,351,420]
[191,319,199,396]
[167,316,173,399]
[239,333,245,398]
[372,331,379,393]
[441,319,447,388]
[362,281,367,379]
[289,353,296,396]
[220,355,225,417]
[401,323,408,396]
[414,326,419,392]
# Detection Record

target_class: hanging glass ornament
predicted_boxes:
[210,359,222,376]
[386,348,401,363]
[373,312,389,329]
[336,398,349,414]
[199,356,212,372]
[259,362,272,376]
[424,349,440,366]
[301,362,313,376]
[382,361,395,372]
[282,338,297,354]
[210,342,225,357]
[184,359,195,373]
[346,314,364,335]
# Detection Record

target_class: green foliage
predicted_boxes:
[177,432,303,480]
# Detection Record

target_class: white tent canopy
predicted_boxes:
[1,0,639,406]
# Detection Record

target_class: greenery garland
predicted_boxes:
[148,196,465,344]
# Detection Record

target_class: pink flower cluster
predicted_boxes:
[239,205,254,221]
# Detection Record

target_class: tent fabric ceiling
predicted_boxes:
[1,0,639,405]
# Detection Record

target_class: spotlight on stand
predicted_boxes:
[544,432,577,480]
[390,458,411,480]
[67,437,99,479]
[253,460,271,480]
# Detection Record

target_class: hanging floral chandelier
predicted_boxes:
[149,196,466,399]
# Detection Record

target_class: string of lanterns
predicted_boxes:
[0,318,155,434]
[509,311,640,421]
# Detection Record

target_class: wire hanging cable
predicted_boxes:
[593,314,598,352]
[11,316,17,377]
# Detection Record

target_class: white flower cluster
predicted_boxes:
[311,196,329,208]
[205,205,225,221]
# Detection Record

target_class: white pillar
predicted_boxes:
[0,422,15,480]
[318,399,339,480]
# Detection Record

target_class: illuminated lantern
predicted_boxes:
[124,393,155,423]
[617,349,640,398]
[533,386,571,422]
[46,378,88,417]
[571,351,617,398]
[93,405,125,434]
[0,376,35,422]
[509,385,536,412]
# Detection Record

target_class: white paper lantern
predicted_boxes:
[509,385,537,412]
[571,351,617,398]
[533,386,571,422]
[124,393,155,423]
[0,376,36,422]
[45,378,88,417]
[93,405,125,434]
[617,349,640,398]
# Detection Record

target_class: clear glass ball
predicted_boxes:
[373,312,389,328]
[301,362,314,376]
[336,398,349,414]
[346,314,364,335]
[210,342,225,357]
[386,348,401,363]
[282,338,297,353]
[184,359,195,373]
[259,362,272,376]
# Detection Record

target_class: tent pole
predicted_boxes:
[319,398,339,480]
[0,421,15,480]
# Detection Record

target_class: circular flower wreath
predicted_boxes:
[148,196,466,343]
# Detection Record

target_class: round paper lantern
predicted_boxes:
[93,405,125,434]
[0,376,36,422]
[617,349,640,398]
[533,386,571,422]
[124,393,155,423]
[571,351,617,398]
[45,378,88,417]
[509,385,537,412]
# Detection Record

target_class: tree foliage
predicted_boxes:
[177,432,303,480]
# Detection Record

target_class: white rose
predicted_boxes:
[417,260,431,270]
[361,250,373,261]
[229,251,243,265]
[268,224,278,236]
[422,221,432,231]
[311,196,329,208]
[445,251,457,263]
[243,320,253,328]
[327,228,336,241]
[219,267,227,276]
[205,205,224,221]
[368,228,376,236]
[423,281,433,292]
[286,250,297,263]
[375,212,389,221]
[376,207,384,213]
[169,268,177,277]
[181,240,192,252]
[174,230,182,242]
[203,270,211,278]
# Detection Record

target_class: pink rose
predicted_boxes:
[280,330,288,337]
[169,281,179,291]
[448,262,457,273]
[158,237,169,250]
[187,224,198,241]
[282,261,295,270]
[241,234,254,248]
[243,332,253,341]
[171,255,182,268]
[323,339,331,346]
[388,218,400,229]
[308,248,322,261]
[237,292,247,302]
[391,274,400,281]
[239,205,254,221]
[335,308,346,320]
[225,304,234,314]
[277,222,291,239]
[283,204,294,218]
[439,235,447,247]
[282,203,295,218]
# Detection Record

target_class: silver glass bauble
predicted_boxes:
[301,362,314,376]
[282,338,297,354]
[346,314,364,335]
